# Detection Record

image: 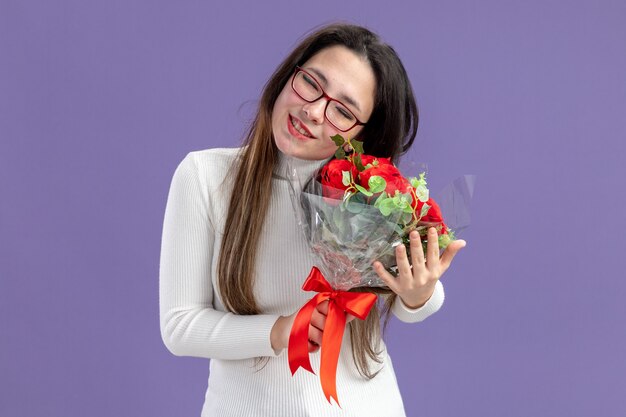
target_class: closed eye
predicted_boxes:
[302,73,320,90]
[337,106,355,121]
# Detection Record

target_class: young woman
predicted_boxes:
[159,23,466,417]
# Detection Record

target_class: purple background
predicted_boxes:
[1,1,625,416]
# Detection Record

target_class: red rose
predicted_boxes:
[358,164,412,196]
[359,154,392,168]
[412,195,448,234]
[319,159,358,201]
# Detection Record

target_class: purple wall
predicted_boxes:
[2,1,625,416]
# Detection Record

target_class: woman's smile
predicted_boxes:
[288,114,316,140]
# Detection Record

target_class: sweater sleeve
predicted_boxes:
[159,153,281,360]
[391,279,445,323]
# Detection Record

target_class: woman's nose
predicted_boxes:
[302,99,327,124]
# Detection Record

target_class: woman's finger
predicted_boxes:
[310,307,327,331]
[440,239,466,273]
[426,227,440,267]
[308,311,356,353]
[395,242,412,278]
[308,341,320,353]
[409,230,426,270]
[316,300,329,316]
[308,324,323,346]
[373,261,399,293]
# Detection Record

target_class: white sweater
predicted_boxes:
[159,147,445,417]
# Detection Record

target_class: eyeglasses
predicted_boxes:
[291,66,366,132]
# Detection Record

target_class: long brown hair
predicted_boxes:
[217,23,420,378]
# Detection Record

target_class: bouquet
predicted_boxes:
[299,134,455,291]
[286,134,471,406]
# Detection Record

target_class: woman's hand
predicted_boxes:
[373,227,466,309]
[271,300,355,354]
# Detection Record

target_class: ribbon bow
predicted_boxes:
[288,266,378,406]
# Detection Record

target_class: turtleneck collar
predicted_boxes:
[273,150,330,186]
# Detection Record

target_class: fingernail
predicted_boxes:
[410,231,419,239]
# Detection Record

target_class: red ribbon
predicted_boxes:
[288,266,378,406]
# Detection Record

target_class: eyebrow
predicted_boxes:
[306,67,362,113]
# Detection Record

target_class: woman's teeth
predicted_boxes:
[291,116,313,138]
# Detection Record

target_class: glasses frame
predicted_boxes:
[291,66,366,132]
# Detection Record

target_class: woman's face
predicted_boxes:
[271,45,376,161]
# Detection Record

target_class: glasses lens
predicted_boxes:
[293,71,321,101]
[326,101,357,131]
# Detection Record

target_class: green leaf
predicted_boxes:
[354,154,365,171]
[354,183,373,196]
[368,176,386,194]
[333,205,345,227]
[401,212,414,225]
[411,172,428,189]
[420,203,431,219]
[351,139,364,154]
[342,170,352,186]
[394,200,409,213]
[439,233,451,250]
[346,199,364,214]
[398,192,412,203]
[374,193,387,208]
[413,184,429,203]
[331,134,345,146]
[352,192,367,205]
[335,147,346,160]
[378,199,397,216]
